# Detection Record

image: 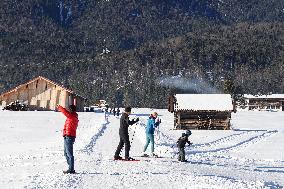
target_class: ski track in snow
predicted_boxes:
[143,124,284,187]
[1,111,283,188]
[191,131,249,148]
[81,114,111,154]
[183,130,284,187]
[127,117,283,187]
[23,114,111,189]
[190,130,278,154]
[131,116,282,170]
[187,130,281,167]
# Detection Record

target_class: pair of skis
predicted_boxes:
[113,154,162,162]
[114,157,140,162]
[115,158,140,162]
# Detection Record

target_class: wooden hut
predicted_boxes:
[169,94,233,130]
[0,76,86,111]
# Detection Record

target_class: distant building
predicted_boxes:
[95,99,109,108]
[169,94,234,130]
[243,94,284,111]
[0,76,86,111]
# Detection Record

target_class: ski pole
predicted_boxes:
[130,116,140,145]
[163,143,176,154]
[130,125,137,145]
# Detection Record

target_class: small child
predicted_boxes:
[177,130,192,162]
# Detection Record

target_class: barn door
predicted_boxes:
[56,91,61,105]
[46,100,50,110]
[37,100,41,108]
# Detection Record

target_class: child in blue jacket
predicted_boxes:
[142,112,161,157]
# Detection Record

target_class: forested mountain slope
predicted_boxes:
[1,0,284,107]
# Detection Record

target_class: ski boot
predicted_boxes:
[114,156,123,160]
[63,170,76,174]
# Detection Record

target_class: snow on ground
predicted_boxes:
[0,109,283,189]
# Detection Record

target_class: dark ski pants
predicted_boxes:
[64,136,75,171]
[178,147,185,161]
[115,135,131,158]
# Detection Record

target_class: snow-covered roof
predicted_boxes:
[175,94,233,111]
[244,94,284,99]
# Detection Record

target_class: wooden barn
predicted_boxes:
[0,76,86,111]
[243,94,284,111]
[169,94,234,130]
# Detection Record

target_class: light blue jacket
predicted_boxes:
[146,117,158,134]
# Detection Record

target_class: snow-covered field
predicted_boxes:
[0,109,283,189]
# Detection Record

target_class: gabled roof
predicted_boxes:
[175,94,233,111]
[0,76,86,99]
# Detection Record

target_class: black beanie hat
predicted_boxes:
[125,106,131,112]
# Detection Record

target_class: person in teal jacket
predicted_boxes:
[142,112,161,157]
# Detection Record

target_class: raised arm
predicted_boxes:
[154,118,161,128]
[186,137,191,145]
[57,105,73,118]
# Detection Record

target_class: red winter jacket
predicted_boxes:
[58,105,79,137]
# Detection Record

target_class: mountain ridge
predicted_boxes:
[1,0,284,107]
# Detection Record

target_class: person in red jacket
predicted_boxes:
[57,104,79,174]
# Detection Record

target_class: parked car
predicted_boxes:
[3,100,28,111]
